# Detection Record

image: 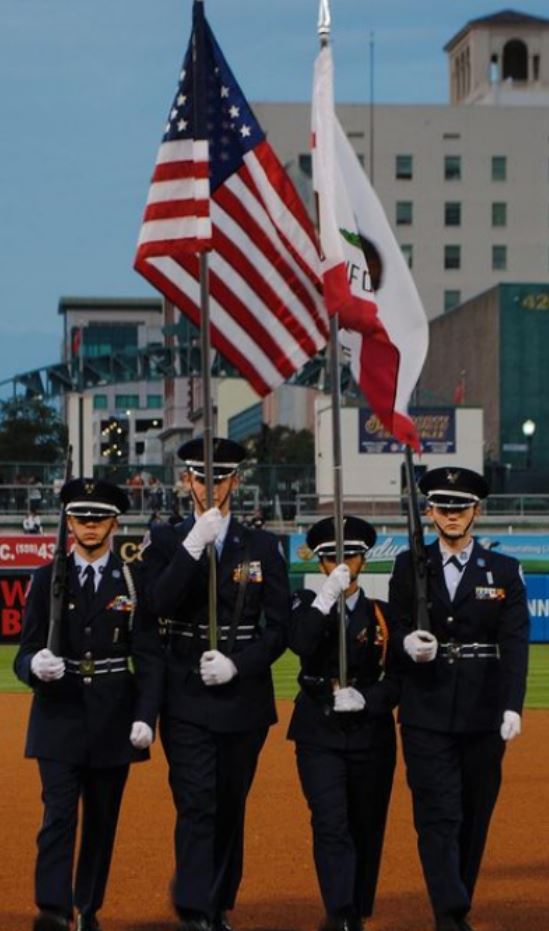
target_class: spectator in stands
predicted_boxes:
[23,509,43,535]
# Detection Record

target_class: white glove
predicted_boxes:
[404,630,438,663]
[130,721,154,749]
[312,564,351,615]
[500,710,521,741]
[200,649,237,686]
[333,685,366,713]
[30,648,65,682]
[183,508,223,560]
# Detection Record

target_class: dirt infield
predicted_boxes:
[1,695,548,931]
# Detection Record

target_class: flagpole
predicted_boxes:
[318,0,347,688]
[193,0,217,650]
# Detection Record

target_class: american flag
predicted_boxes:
[135,1,328,396]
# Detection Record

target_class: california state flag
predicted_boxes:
[312,45,428,450]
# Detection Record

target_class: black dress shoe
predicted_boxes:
[177,918,213,931]
[214,913,234,931]
[76,915,101,931]
[320,913,362,931]
[435,918,461,931]
[33,912,70,931]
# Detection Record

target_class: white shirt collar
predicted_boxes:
[345,589,361,612]
[439,538,474,566]
[73,550,110,580]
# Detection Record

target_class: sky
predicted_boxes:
[2,0,549,387]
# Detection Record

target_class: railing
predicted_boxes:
[3,485,549,523]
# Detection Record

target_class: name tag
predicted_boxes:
[475,586,505,601]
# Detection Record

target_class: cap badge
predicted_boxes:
[84,481,96,496]
[446,470,460,484]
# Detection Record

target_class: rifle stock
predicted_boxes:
[403,445,431,632]
[46,446,73,654]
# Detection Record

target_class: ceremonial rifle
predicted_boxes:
[46,446,73,654]
[403,445,431,632]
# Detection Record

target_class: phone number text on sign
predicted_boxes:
[0,535,56,567]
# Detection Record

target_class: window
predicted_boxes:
[444,155,461,180]
[444,245,461,269]
[492,245,507,270]
[396,201,413,225]
[444,202,461,226]
[444,290,461,312]
[83,323,138,359]
[135,418,163,433]
[401,244,413,269]
[115,394,139,410]
[492,202,507,227]
[146,394,163,409]
[396,155,413,180]
[93,394,108,410]
[298,154,312,178]
[492,156,507,181]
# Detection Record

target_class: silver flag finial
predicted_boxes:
[318,0,331,42]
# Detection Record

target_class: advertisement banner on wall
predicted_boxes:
[358,408,456,454]
[290,531,549,575]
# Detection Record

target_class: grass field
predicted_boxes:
[1,643,548,706]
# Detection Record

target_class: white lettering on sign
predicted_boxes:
[528,599,549,617]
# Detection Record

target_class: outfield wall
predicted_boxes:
[1,532,549,643]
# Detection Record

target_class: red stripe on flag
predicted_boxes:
[135,236,212,262]
[152,161,209,182]
[143,200,210,222]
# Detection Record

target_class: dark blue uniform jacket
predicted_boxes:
[14,553,164,767]
[287,588,400,749]
[142,516,290,733]
[389,539,530,733]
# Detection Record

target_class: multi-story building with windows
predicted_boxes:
[252,9,549,320]
[58,296,169,469]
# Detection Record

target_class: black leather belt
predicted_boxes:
[162,619,256,642]
[439,642,500,663]
[65,657,130,677]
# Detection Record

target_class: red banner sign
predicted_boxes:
[0,535,57,568]
[0,573,32,641]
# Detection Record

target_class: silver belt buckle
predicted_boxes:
[446,642,461,664]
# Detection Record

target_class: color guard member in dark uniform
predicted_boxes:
[288,517,399,931]
[141,438,290,931]
[14,479,164,931]
[388,467,529,931]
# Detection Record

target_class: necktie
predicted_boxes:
[447,555,465,573]
[81,564,96,608]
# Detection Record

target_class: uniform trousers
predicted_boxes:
[296,737,396,919]
[401,726,505,919]
[162,716,268,919]
[36,759,129,919]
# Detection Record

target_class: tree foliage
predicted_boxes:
[244,424,314,465]
[0,397,68,462]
